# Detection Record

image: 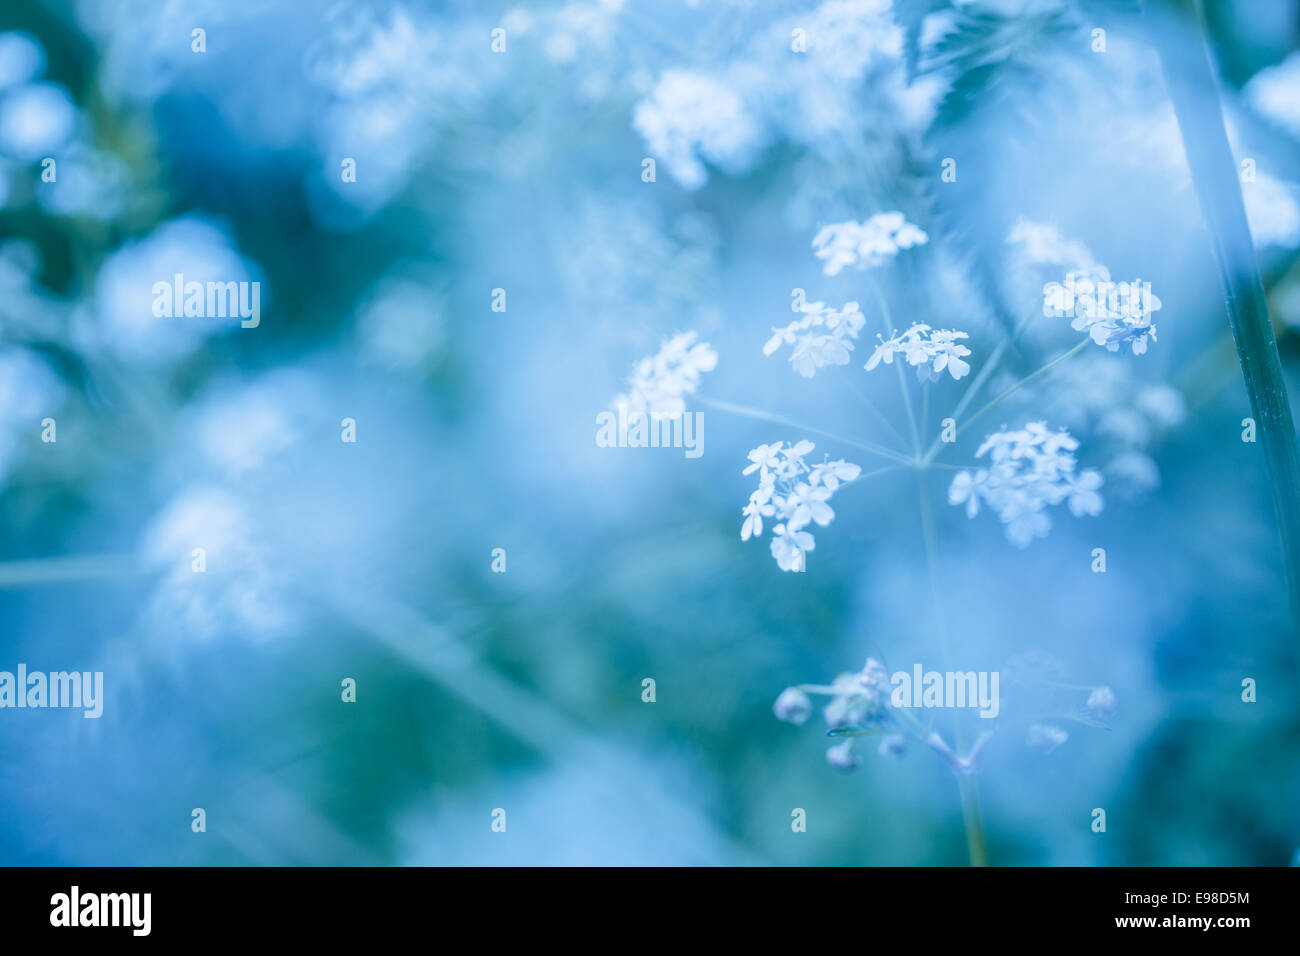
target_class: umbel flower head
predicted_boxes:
[611,330,717,418]
[773,657,990,774]
[812,212,927,276]
[763,299,865,378]
[865,322,972,382]
[948,422,1104,547]
[740,440,860,571]
[1048,267,1161,356]
[773,658,900,772]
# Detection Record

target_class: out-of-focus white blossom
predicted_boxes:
[140,486,300,644]
[763,299,865,377]
[865,323,972,381]
[1007,217,1098,272]
[1012,355,1184,499]
[36,145,129,220]
[740,440,859,570]
[1243,172,1300,249]
[773,687,812,724]
[0,347,66,482]
[0,32,45,91]
[632,69,765,191]
[948,423,1104,547]
[1086,686,1117,718]
[1245,51,1300,139]
[813,213,927,275]
[825,739,861,771]
[611,331,717,418]
[80,216,264,365]
[1025,722,1068,754]
[0,81,78,161]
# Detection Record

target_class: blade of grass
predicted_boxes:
[1153,0,1300,635]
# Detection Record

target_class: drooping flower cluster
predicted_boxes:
[812,212,928,276]
[741,440,860,571]
[773,657,997,774]
[611,331,717,418]
[948,423,1104,547]
[762,299,865,377]
[773,658,905,771]
[864,323,972,381]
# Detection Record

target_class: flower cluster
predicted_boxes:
[1007,217,1099,272]
[812,212,927,276]
[741,440,860,571]
[762,299,865,377]
[948,423,1104,547]
[864,323,972,382]
[632,69,765,191]
[773,658,905,771]
[611,331,717,418]
[1016,353,1186,499]
[1047,267,1161,356]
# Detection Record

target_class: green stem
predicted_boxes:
[698,396,914,465]
[926,339,1089,464]
[922,311,1039,462]
[866,276,922,456]
[1153,0,1300,635]
[915,469,988,866]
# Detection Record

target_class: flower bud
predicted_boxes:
[773,687,812,725]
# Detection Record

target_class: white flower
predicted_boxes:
[1050,268,1161,356]
[807,458,861,491]
[1243,172,1300,249]
[740,486,775,541]
[812,213,927,276]
[1245,51,1300,140]
[632,69,765,190]
[773,687,812,724]
[949,423,1104,547]
[611,330,717,418]
[825,739,860,772]
[740,441,859,571]
[1067,469,1104,517]
[770,523,815,571]
[1086,686,1117,718]
[865,323,973,381]
[1007,217,1099,272]
[743,441,784,476]
[785,481,834,530]
[763,300,865,377]
[1026,723,1069,754]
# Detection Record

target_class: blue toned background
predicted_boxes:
[1,0,1298,866]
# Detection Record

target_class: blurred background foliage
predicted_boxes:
[0,0,1298,865]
